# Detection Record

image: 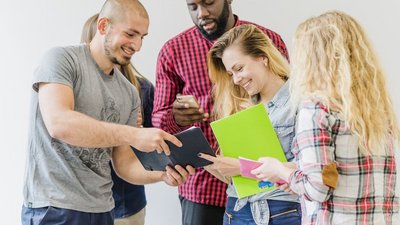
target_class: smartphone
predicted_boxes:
[176,95,199,108]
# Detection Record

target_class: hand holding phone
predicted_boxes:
[173,94,209,127]
[176,95,199,108]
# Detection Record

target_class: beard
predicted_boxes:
[104,32,130,67]
[196,0,230,40]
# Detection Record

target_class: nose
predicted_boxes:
[131,37,143,53]
[197,5,210,19]
[232,73,242,85]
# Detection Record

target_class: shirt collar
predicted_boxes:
[267,81,290,109]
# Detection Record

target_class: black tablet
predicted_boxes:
[132,127,215,171]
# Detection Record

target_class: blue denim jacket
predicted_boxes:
[226,82,298,225]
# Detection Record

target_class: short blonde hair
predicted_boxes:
[208,24,289,119]
[290,11,399,155]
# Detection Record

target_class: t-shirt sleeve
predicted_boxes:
[32,47,76,92]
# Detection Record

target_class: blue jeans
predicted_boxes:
[223,197,301,225]
[21,206,114,225]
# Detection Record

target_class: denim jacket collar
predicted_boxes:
[266,81,290,110]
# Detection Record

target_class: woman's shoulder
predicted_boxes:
[298,98,330,113]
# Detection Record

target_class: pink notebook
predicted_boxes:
[238,157,287,185]
[238,157,263,179]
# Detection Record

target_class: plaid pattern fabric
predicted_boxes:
[152,16,288,207]
[289,99,399,225]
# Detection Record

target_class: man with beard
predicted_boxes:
[152,0,289,224]
[21,1,194,224]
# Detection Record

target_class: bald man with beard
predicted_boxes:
[21,1,194,224]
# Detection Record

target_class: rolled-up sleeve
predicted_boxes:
[152,44,185,134]
[289,102,336,203]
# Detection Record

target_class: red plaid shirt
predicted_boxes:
[152,16,288,207]
[289,99,399,224]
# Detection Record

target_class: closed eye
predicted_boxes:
[187,4,197,11]
[204,0,214,6]
[125,32,135,37]
[233,66,243,72]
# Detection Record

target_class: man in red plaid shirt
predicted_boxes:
[152,0,289,224]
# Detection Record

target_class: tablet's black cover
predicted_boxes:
[132,127,215,171]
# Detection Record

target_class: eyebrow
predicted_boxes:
[127,28,148,37]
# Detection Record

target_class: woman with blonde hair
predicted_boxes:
[199,24,301,225]
[81,13,155,225]
[252,11,400,225]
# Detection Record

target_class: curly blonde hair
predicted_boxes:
[208,24,289,119]
[290,11,399,155]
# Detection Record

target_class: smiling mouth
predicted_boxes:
[200,19,216,32]
[122,46,135,57]
[242,80,251,89]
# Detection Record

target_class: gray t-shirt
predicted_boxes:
[23,45,140,213]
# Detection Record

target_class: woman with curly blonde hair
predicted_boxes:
[252,11,400,225]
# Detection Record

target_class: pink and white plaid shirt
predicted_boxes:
[289,99,399,225]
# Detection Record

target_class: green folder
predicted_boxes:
[210,103,287,198]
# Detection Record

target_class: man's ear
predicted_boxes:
[97,17,110,35]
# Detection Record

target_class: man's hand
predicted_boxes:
[162,165,196,186]
[129,128,182,155]
[172,95,209,127]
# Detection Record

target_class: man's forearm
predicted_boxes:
[123,169,164,185]
[112,146,164,185]
[46,109,136,148]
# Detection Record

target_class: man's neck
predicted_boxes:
[89,40,114,75]
[224,14,236,33]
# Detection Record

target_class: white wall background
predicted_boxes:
[1,1,399,224]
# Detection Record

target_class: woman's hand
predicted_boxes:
[198,153,240,177]
[275,182,296,195]
[251,157,296,183]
